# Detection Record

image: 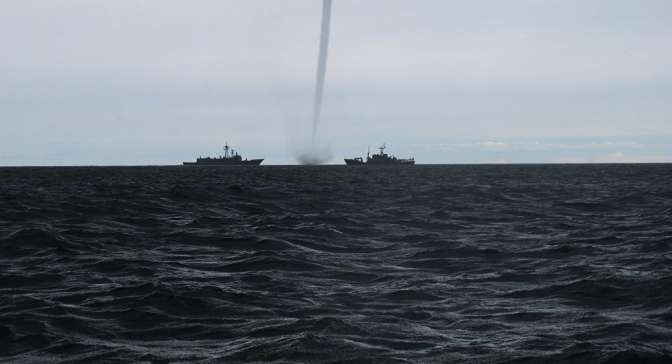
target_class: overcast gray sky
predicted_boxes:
[1,0,670,165]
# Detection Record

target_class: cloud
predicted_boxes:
[421,141,644,152]
[554,152,671,164]
[0,0,671,165]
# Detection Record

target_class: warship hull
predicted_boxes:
[183,159,263,166]
[183,143,263,166]
[344,159,414,166]
[344,158,365,166]
[345,144,415,166]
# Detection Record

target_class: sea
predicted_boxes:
[1,164,671,363]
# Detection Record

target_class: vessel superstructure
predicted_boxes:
[183,143,263,166]
[345,144,415,166]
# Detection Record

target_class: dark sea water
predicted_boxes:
[1,164,672,363]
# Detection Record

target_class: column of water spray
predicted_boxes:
[296,0,333,165]
[311,0,332,143]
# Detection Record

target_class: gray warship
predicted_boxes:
[183,143,263,166]
[345,144,415,166]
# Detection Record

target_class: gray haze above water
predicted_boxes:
[0,0,670,165]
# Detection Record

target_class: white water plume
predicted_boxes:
[295,143,333,165]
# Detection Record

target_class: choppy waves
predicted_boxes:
[1,164,672,363]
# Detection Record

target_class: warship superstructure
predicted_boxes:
[345,144,415,166]
[183,143,263,166]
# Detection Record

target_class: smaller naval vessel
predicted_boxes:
[183,143,263,166]
[345,144,415,166]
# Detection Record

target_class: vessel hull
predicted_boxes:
[344,159,365,166]
[183,159,264,166]
[344,158,414,166]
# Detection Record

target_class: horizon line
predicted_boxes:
[1,162,670,168]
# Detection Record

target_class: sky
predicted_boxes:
[0,0,670,165]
